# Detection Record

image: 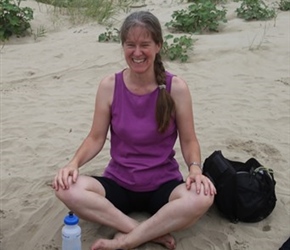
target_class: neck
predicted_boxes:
[127,69,156,86]
[124,69,157,95]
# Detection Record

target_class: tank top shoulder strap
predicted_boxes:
[165,71,175,93]
[115,70,124,86]
[114,70,125,91]
[111,70,126,109]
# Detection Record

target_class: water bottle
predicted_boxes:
[62,211,81,250]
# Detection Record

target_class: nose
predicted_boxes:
[133,46,142,56]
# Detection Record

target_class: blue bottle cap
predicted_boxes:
[64,211,79,225]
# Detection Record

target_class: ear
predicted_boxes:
[156,43,162,54]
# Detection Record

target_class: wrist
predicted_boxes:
[69,159,80,169]
[188,161,202,171]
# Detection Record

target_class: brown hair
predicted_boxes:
[120,11,175,133]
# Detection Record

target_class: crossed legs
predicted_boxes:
[55,175,214,250]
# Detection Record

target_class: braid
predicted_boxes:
[119,11,175,132]
[154,53,175,133]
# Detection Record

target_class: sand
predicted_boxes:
[1,0,289,249]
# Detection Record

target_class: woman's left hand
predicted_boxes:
[186,172,216,196]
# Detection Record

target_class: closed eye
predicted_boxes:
[125,42,135,47]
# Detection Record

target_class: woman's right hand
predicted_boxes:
[52,162,79,191]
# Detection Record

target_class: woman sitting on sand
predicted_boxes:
[52,10,216,250]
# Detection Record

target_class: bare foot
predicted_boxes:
[90,238,122,250]
[153,234,176,250]
[114,232,176,250]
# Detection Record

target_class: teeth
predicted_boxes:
[133,59,145,63]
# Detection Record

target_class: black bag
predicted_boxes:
[203,150,277,223]
[280,237,290,250]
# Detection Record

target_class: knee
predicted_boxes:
[55,178,81,205]
[194,191,214,216]
[185,189,214,218]
[55,186,73,204]
[200,192,214,211]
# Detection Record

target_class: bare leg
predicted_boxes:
[56,176,138,232]
[55,176,175,248]
[90,183,214,250]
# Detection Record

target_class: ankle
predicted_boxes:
[116,234,132,250]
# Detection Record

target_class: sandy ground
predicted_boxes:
[1,0,289,249]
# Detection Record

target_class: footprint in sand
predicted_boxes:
[226,139,285,163]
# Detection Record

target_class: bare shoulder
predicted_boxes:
[170,75,190,98]
[98,73,115,91]
[96,73,115,106]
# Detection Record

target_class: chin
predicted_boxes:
[130,62,152,73]
[132,68,148,74]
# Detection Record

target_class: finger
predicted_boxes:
[52,176,59,191]
[57,169,68,190]
[202,178,210,195]
[195,176,202,194]
[185,177,192,190]
[72,169,78,183]
[210,181,217,195]
[205,178,216,195]
[61,169,69,189]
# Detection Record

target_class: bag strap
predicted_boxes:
[254,166,274,174]
[254,166,275,184]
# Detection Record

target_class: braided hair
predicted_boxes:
[120,11,175,133]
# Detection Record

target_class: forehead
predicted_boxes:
[125,26,153,42]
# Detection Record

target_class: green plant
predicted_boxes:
[278,0,290,10]
[187,0,228,3]
[165,1,227,34]
[98,27,120,42]
[248,22,269,50]
[35,0,133,24]
[0,0,34,41]
[235,0,276,20]
[161,34,195,62]
[33,25,47,41]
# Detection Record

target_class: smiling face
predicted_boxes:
[123,26,161,74]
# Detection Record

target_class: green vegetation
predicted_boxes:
[35,0,132,24]
[98,27,120,42]
[235,0,276,20]
[187,0,228,3]
[0,0,34,41]
[161,34,195,62]
[165,0,227,34]
[33,25,47,41]
[278,0,290,10]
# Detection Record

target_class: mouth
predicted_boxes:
[132,58,146,64]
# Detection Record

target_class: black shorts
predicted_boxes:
[92,176,184,215]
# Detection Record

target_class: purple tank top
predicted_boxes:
[103,70,183,192]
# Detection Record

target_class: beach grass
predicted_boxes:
[35,0,133,24]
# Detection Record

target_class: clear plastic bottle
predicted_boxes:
[62,211,82,250]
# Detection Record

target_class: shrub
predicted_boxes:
[165,1,227,34]
[278,0,290,10]
[35,0,132,24]
[161,34,195,62]
[187,0,227,3]
[98,27,120,42]
[0,0,34,41]
[235,0,276,20]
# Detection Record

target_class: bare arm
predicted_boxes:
[171,76,201,168]
[171,76,216,195]
[70,74,114,167]
[53,74,115,190]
